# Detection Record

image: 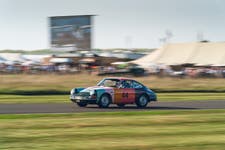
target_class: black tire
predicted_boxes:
[76,102,88,107]
[136,94,149,108]
[98,94,111,108]
[117,103,125,108]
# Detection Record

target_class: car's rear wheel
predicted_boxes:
[136,94,148,108]
[117,103,125,108]
[98,94,110,108]
[76,102,88,107]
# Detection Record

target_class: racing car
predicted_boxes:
[70,77,157,108]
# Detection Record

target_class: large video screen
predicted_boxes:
[50,15,92,51]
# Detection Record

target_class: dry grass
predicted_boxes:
[1,74,225,92]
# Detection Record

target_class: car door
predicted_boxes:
[114,80,135,104]
[113,88,122,104]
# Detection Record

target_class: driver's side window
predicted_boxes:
[120,80,132,88]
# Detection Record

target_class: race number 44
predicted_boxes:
[122,93,128,98]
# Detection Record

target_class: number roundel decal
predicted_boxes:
[122,93,128,98]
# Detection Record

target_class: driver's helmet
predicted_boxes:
[120,81,131,88]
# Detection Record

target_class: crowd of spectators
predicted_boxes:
[149,66,225,78]
[0,63,79,74]
[1,62,225,78]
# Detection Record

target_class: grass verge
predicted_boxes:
[1,74,225,94]
[1,110,225,150]
[0,93,225,104]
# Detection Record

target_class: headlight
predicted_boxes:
[89,90,95,95]
[70,89,76,95]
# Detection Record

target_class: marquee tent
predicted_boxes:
[132,42,225,67]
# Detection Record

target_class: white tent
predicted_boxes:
[0,53,27,63]
[132,42,225,67]
[50,58,73,63]
[22,54,50,63]
[0,57,6,63]
[21,60,40,66]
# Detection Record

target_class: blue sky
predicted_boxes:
[1,0,225,50]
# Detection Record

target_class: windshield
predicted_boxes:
[97,79,120,87]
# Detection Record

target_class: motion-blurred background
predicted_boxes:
[1,1,225,150]
[1,0,225,78]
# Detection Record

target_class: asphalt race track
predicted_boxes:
[0,100,225,114]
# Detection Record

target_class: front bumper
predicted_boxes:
[148,92,157,101]
[151,94,157,101]
[70,95,97,104]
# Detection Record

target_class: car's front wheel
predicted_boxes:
[98,94,111,108]
[136,94,149,108]
[76,102,88,107]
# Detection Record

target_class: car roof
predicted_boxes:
[103,77,145,87]
[104,77,134,81]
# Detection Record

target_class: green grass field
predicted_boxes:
[1,92,225,104]
[1,75,225,149]
[1,110,225,150]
